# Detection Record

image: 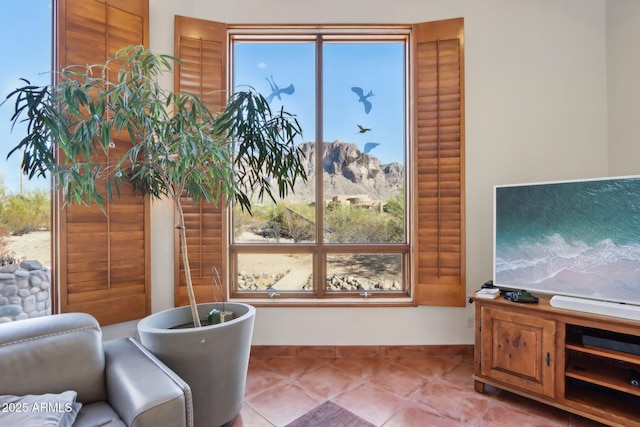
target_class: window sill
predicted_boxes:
[227,296,415,308]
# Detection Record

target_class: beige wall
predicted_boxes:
[607,0,640,176]
[135,0,612,345]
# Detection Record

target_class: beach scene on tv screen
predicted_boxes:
[494,177,640,306]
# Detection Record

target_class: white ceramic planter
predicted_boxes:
[137,303,256,427]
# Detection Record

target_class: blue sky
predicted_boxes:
[0,12,406,193]
[233,41,406,166]
[0,0,52,193]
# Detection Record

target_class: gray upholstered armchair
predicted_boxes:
[0,312,192,427]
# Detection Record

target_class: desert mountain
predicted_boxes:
[288,141,404,203]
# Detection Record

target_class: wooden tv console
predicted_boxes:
[472,294,640,427]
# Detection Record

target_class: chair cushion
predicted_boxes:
[0,313,106,403]
[73,401,126,427]
[0,390,82,427]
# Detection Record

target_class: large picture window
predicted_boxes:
[230,32,409,300]
[174,18,465,307]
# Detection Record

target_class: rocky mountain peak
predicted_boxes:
[292,141,404,202]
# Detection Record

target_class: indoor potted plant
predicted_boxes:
[4,45,306,426]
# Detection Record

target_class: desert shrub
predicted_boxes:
[0,225,23,266]
[0,252,23,267]
[0,226,9,256]
[233,203,316,242]
[0,174,6,200]
[261,203,315,242]
[325,204,403,243]
[233,205,266,237]
[233,200,404,243]
[384,190,404,218]
[0,190,51,235]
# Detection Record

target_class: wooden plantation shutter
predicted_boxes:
[413,18,466,306]
[174,16,228,307]
[55,0,150,325]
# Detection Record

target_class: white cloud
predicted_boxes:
[257,62,267,69]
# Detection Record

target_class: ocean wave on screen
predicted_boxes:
[495,233,640,286]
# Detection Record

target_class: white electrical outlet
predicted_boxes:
[466,316,474,328]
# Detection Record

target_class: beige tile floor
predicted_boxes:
[230,355,608,426]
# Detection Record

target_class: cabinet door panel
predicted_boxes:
[481,306,556,397]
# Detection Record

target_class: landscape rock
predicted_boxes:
[23,295,36,314]
[0,264,51,321]
[30,275,42,287]
[0,305,23,317]
[20,260,43,271]
[1,285,18,297]
[0,264,20,274]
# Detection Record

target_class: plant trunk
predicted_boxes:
[175,197,201,327]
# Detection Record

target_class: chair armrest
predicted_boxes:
[103,338,193,427]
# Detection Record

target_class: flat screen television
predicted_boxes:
[493,175,640,316]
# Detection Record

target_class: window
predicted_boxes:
[229,31,408,301]
[174,18,466,307]
[1,1,52,268]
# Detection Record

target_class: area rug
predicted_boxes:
[285,401,376,427]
